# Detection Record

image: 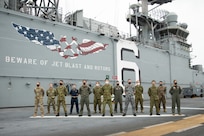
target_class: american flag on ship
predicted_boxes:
[12,23,108,59]
[12,23,59,51]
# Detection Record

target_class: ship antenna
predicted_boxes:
[8,0,61,22]
[128,3,132,37]
[130,3,140,41]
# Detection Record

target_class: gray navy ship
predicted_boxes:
[0,0,204,108]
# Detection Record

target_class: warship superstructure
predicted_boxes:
[0,0,203,107]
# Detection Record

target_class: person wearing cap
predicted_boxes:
[135,80,144,113]
[148,80,160,115]
[33,82,44,117]
[169,80,182,115]
[113,80,123,113]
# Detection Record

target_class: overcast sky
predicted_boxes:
[59,0,204,66]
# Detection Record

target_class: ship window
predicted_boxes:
[179,45,189,52]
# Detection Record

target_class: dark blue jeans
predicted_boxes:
[70,98,79,113]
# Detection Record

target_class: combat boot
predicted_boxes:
[33,113,37,117]
[56,113,60,116]
[65,113,68,117]
[41,111,44,117]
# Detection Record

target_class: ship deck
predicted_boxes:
[1,98,204,136]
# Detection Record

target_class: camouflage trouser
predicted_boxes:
[47,98,56,113]
[114,96,123,112]
[135,96,143,111]
[150,98,159,114]
[57,99,67,114]
[94,98,101,112]
[159,95,166,110]
[123,95,136,114]
[102,98,113,114]
[171,95,180,114]
[34,98,44,115]
[79,97,91,115]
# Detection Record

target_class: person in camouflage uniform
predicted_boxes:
[122,79,136,116]
[93,81,102,113]
[169,80,182,115]
[33,82,44,117]
[56,80,68,116]
[101,79,113,116]
[46,83,56,114]
[79,80,92,116]
[135,80,144,113]
[148,80,160,115]
[113,80,123,113]
[158,81,167,112]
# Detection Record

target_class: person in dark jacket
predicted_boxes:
[69,84,79,114]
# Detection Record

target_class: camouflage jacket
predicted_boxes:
[125,84,135,97]
[101,84,113,100]
[158,86,166,97]
[135,85,143,97]
[34,87,44,99]
[56,85,68,100]
[148,85,159,100]
[93,86,102,99]
[46,88,56,99]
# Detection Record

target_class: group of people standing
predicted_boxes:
[33,79,182,117]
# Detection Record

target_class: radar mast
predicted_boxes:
[5,0,60,21]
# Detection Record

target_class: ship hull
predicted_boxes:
[0,8,203,107]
